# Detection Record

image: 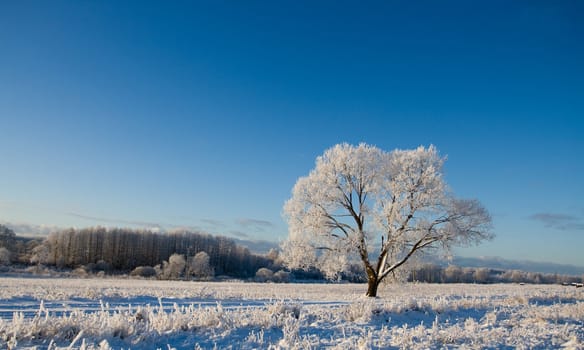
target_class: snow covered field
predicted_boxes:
[1,277,583,349]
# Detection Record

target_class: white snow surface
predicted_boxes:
[0,277,583,349]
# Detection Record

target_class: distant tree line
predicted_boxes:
[281,261,584,285]
[1,224,583,285]
[407,264,583,285]
[1,224,270,278]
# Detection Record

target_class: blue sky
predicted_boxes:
[1,1,583,266]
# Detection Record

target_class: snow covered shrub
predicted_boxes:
[72,267,88,277]
[267,301,301,321]
[279,315,301,347]
[255,267,274,282]
[273,270,291,283]
[188,251,214,280]
[343,299,379,322]
[130,266,157,278]
[161,254,186,280]
[82,262,112,275]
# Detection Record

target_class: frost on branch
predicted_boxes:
[281,143,493,296]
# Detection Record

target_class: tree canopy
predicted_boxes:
[281,143,493,296]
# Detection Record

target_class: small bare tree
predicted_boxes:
[281,143,493,297]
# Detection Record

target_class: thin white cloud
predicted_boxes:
[66,212,163,229]
[236,218,274,231]
[200,219,226,228]
[529,213,584,231]
[229,230,250,238]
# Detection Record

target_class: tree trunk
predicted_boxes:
[366,276,379,297]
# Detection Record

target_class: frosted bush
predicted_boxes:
[267,300,301,321]
[343,299,379,322]
[255,267,274,282]
[273,270,291,283]
[130,266,157,278]
[72,267,89,278]
[279,315,301,347]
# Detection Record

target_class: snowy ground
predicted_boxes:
[0,277,583,349]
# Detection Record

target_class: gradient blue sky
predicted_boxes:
[1,1,583,266]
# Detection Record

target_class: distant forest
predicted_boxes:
[0,224,582,285]
[0,224,273,278]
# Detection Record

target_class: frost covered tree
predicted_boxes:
[30,243,50,265]
[189,251,214,279]
[0,225,16,251]
[281,143,493,297]
[0,247,11,265]
[163,253,186,280]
